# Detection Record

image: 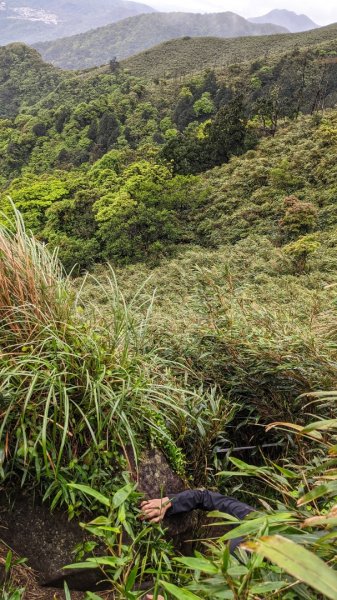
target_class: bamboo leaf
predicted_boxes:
[160,581,202,599]
[174,556,219,574]
[244,535,337,600]
[113,483,134,508]
[68,483,110,507]
[266,422,322,440]
[297,482,337,506]
[303,419,337,432]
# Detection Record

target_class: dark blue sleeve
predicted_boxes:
[166,489,256,554]
[167,489,255,520]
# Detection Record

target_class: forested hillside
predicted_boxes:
[1,27,337,600]
[33,11,287,70]
[0,0,155,45]
[2,38,337,268]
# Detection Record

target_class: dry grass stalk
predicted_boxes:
[0,208,72,346]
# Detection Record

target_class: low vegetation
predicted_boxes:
[122,23,337,78]
[0,209,192,510]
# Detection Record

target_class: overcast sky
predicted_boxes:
[148,1,337,25]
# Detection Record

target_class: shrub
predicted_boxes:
[279,195,318,241]
[283,234,321,272]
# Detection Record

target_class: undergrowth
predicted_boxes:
[0,209,195,510]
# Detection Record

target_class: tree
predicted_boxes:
[205,96,247,167]
[55,106,70,133]
[32,122,47,137]
[109,57,120,74]
[254,86,281,136]
[97,111,120,152]
[193,92,215,118]
[94,161,205,262]
[87,118,98,142]
[283,234,320,272]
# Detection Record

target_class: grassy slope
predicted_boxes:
[33,12,286,70]
[122,23,337,78]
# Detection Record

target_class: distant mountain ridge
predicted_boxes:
[122,22,337,79]
[34,11,287,70]
[249,9,319,33]
[0,0,155,45]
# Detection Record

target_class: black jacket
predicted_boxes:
[167,489,255,552]
[167,489,254,519]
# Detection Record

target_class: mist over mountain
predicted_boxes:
[249,9,319,33]
[34,11,287,70]
[0,0,155,45]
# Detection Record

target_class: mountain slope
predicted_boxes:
[249,9,319,33]
[122,23,337,79]
[0,43,66,117]
[0,0,155,45]
[33,11,287,70]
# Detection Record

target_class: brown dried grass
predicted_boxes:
[0,208,72,346]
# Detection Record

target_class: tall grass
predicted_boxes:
[0,209,71,344]
[0,208,189,508]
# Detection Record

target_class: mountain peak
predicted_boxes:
[249,9,319,33]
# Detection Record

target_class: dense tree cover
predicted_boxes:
[0,44,66,118]
[2,41,337,271]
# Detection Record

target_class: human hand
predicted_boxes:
[140,497,172,523]
[145,595,164,600]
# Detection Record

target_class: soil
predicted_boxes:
[0,541,89,600]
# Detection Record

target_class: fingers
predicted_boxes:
[141,499,162,509]
[143,510,162,519]
[140,497,171,523]
[141,509,164,522]
[150,516,163,523]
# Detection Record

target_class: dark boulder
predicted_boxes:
[0,449,197,591]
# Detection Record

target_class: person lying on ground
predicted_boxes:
[141,488,255,553]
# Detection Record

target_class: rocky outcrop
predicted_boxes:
[0,449,197,591]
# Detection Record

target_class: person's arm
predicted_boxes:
[141,489,255,523]
[167,489,255,520]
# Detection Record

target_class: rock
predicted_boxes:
[132,448,198,549]
[0,449,198,590]
[0,494,101,590]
